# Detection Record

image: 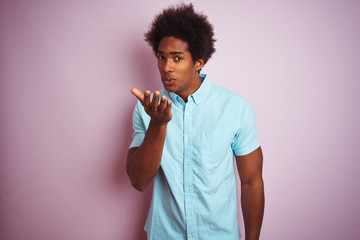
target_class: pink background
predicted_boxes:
[1,0,360,239]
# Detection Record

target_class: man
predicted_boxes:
[126,3,264,240]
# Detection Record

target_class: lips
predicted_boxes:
[163,76,176,80]
[162,77,176,85]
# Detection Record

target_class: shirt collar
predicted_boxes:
[192,73,211,105]
[167,73,212,105]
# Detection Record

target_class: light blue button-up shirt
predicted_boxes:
[130,73,260,240]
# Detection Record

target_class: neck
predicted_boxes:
[177,74,202,103]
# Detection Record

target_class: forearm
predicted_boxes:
[126,120,167,191]
[241,179,265,240]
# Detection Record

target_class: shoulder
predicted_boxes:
[210,83,251,109]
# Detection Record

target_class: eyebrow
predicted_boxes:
[157,50,185,55]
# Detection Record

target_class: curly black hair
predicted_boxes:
[145,3,216,65]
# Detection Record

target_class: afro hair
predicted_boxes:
[144,3,216,65]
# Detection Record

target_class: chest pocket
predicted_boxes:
[199,132,234,165]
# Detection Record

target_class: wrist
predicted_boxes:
[149,119,168,130]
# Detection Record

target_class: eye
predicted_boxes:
[157,55,165,61]
[174,56,182,61]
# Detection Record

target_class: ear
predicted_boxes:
[194,59,204,71]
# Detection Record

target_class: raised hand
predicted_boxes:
[131,88,172,125]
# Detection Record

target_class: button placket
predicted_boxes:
[183,102,195,239]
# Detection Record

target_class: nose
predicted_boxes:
[162,59,174,73]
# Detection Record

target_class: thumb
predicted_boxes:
[131,88,144,102]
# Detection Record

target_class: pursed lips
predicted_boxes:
[162,76,177,82]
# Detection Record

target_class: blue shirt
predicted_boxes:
[130,73,260,240]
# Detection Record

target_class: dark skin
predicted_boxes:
[236,148,264,240]
[126,36,264,239]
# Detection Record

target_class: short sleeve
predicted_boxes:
[129,101,146,148]
[231,99,260,156]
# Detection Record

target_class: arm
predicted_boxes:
[126,88,172,192]
[235,147,264,240]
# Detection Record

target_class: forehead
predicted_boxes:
[158,36,189,53]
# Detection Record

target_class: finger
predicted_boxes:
[151,91,160,110]
[164,99,172,115]
[131,88,144,102]
[143,90,151,109]
[158,95,167,113]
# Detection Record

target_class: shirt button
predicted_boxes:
[188,234,193,238]
[185,137,190,142]
[185,112,190,117]
[187,212,191,216]
[185,162,189,166]
[186,187,190,191]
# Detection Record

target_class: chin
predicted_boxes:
[164,85,178,92]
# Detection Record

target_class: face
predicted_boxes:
[157,36,204,101]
